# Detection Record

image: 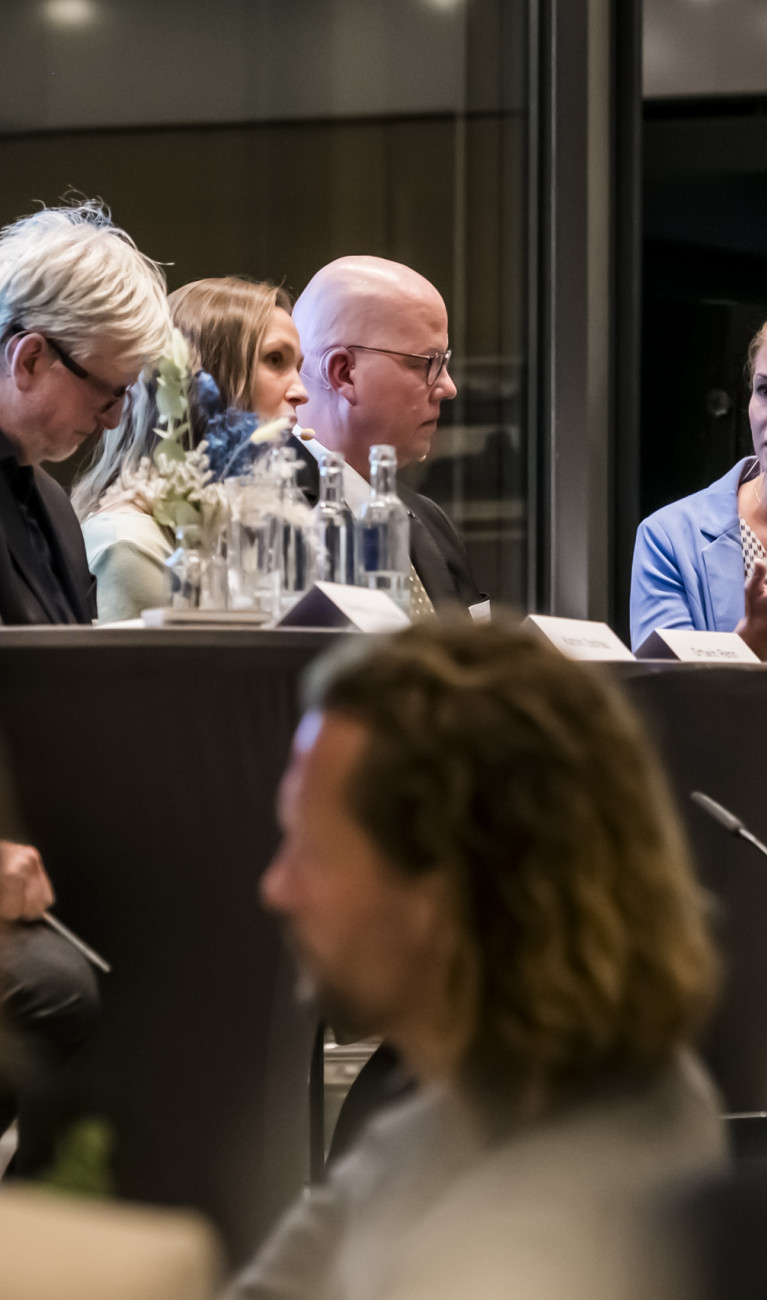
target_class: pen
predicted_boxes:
[41,911,111,974]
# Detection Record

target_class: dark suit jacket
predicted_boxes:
[0,446,96,625]
[291,437,483,610]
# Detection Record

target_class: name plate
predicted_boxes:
[278,582,411,633]
[635,628,760,663]
[524,614,634,661]
[469,599,491,622]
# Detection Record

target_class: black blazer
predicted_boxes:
[0,464,96,626]
[291,436,484,610]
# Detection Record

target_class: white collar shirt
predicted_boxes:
[294,426,370,517]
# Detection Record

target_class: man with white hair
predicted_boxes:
[291,256,482,610]
[0,199,171,1168]
[0,199,170,624]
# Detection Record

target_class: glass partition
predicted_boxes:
[0,0,529,604]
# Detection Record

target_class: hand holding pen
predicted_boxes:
[0,839,110,973]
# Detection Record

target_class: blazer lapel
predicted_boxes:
[399,486,453,603]
[34,471,94,622]
[699,458,751,631]
[0,469,65,622]
[701,530,746,630]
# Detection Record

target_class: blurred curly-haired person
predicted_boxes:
[231,620,725,1300]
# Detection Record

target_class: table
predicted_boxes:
[1,635,766,1258]
[0,627,338,1266]
[617,661,767,1118]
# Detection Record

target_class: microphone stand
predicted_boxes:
[690,789,767,1122]
[691,791,767,861]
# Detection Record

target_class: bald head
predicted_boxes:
[293,256,456,476]
[294,256,445,359]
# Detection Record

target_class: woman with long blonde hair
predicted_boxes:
[72,276,307,623]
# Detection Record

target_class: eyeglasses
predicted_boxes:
[44,335,128,405]
[7,324,128,405]
[345,344,452,387]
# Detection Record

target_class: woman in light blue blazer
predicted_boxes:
[630,321,767,655]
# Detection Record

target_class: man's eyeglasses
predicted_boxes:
[43,334,128,404]
[345,344,452,387]
[7,324,128,405]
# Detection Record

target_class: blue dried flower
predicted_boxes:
[203,409,262,479]
[192,369,224,419]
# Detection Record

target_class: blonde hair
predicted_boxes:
[308,620,719,1119]
[0,200,170,368]
[72,276,292,521]
[168,277,291,411]
[747,320,767,387]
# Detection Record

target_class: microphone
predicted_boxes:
[691,790,767,860]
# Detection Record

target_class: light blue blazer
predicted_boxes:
[630,457,754,651]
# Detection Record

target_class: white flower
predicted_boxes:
[102,442,226,540]
[248,415,293,447]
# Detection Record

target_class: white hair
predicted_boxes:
[0,199,171,367]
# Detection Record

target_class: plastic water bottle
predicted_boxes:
[355,444,410,615]
[313,451,355,585]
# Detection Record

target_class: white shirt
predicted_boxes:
[294,427,370,517]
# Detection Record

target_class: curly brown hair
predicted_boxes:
[305,619,718,1117]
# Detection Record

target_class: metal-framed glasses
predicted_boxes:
[345,344,452,387]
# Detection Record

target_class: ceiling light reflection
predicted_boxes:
[419,0,464,14]
[42,0,98,26]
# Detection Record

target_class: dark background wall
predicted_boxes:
[0,108,527,600]
[641,99,767,519]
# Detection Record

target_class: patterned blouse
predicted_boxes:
[739,514,767,583]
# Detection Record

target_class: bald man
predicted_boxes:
[291,256,483,611]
